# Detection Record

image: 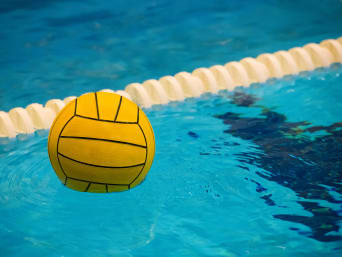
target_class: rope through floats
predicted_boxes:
[1,37,342,138]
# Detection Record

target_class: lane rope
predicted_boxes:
[1,37,342,138]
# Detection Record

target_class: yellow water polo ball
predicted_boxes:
[48,92,155,193]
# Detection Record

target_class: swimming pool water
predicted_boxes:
[1,65,342,256]
[1,0,342,256]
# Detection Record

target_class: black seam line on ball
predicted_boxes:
[94,92,100,120]
[105,184,108,193]
[74,98,77,116]
[49,99,74,143]
[64,176,68,185]
[114,96,122,122]
[85,182,91,192]
[114,121,138,124]
[59,136,147,148]
[75,114,137,124]
[68,176,129,186]
[137,106,140,123]
[58,152,145,169]
[57,115,75,177]
[48,100,76,167]
[129,123,148,185]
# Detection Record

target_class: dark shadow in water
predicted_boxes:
[0,0,81,14]
[215,91,342,242]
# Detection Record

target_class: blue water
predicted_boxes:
[1,0,342,111]
[1,0,342,256]
[1,66,342,256]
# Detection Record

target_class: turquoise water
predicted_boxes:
[1,66,342,256]
[1,0,342,256]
